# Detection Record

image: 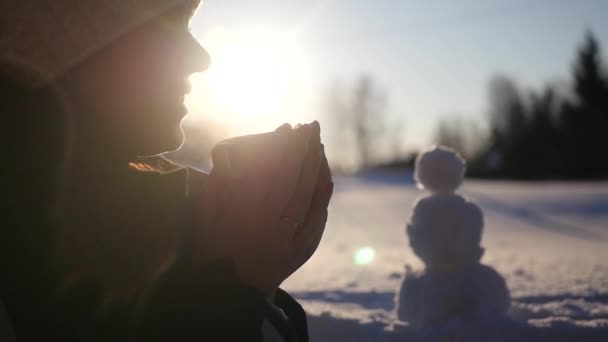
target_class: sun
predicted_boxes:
[207,36,283,117]
[187,28,312,135]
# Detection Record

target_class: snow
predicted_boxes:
[282,171,608,341]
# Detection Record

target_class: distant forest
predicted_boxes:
[439,32,608,180]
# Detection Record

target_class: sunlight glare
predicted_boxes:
[188,28,312,134]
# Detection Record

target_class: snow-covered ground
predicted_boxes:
[282,171,608,341]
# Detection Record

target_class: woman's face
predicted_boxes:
[69,4,210,157]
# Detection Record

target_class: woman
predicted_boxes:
[1,1,332,341]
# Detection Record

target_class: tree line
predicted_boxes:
[325,33,608,180]
[433,32,607,180]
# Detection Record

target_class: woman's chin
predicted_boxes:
[160,126,186,153]
[136,126,185,157]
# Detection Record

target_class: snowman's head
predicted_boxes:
[414,145,465,193]
[407,146,484,271]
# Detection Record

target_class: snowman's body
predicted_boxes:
[397,263,509,328]
[395,146,510,329]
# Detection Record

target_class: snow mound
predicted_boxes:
[283,175,608,341]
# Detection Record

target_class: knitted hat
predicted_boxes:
[0,0,201,87]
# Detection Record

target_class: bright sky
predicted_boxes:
[186,0,608,152]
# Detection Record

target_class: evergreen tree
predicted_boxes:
[525,87,561,179]
[559,32,608,179]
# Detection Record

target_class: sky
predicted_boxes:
[186,0,608,154]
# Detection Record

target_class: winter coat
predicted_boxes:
[2,162,308,342]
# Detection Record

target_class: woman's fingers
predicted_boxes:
[293,206,328,260]
[288,208,328,276]
[290,182,332,272]
[275,122,292,133]
[237,130,293,205]
[281,122,323,228]
[198,122,333,296]
[292,151,333,250]
[261,123,315,219]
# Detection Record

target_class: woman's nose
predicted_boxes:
[184,32,211,74]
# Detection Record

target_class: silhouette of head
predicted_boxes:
[407,146,484,271]
[2,0,210,158]
[66,4,210,157]
[1,0,211,296]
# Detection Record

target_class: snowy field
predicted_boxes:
[282,171,608,341]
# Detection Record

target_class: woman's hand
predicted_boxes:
[283,140,332,279]
[195,122,332,298]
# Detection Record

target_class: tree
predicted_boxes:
[524,87,561,179]
[326,74,398,170]
[433,116,482,160]
[487,75,528,144]
[482,75,532,178]
[559,31,608,179]
[573,33,608,108]
[435,117,463,152]
[464,32,608,180]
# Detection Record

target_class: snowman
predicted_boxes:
[395,145,510,330]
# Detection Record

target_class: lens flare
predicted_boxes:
[353,247,375,266]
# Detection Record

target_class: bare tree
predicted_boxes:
[434,115,486,160]
[326,74,398,170]
[435,117,465,154]
[487,75,527,142]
